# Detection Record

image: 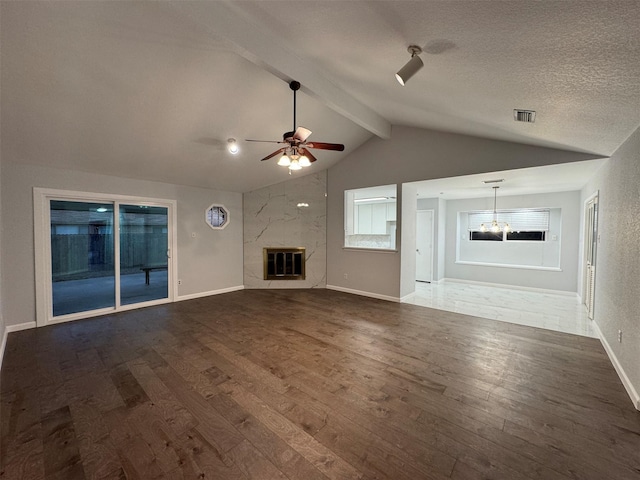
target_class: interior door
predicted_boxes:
[416,210,434,282]
[584,194,598,319]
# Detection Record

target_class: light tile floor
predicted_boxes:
[405,281,597,338]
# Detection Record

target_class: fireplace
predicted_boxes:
[263,247,306,280]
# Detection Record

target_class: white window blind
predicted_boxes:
[468,208,550,231]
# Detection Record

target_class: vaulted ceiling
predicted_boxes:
[2,1,639,192]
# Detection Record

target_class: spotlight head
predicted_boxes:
[396,45,424,86]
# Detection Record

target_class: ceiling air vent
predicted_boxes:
[514,109,536,123]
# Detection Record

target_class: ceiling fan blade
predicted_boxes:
[300,148,317,163]
[260,148,285,161]
[293,127,312,142]
[306,142,345,151]
[246,139,285,144]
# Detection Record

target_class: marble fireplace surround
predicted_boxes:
[243,171,326,289]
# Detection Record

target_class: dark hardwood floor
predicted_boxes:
[1,289,639,479]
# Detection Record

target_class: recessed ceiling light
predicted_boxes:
[482,179,504,184]
[227,138,239,154]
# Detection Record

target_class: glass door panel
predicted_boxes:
[50,201,115,316]
[119,205,169,306]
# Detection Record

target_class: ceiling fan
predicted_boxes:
[246,81,345,171]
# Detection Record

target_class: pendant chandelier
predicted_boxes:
[480,186,511,233]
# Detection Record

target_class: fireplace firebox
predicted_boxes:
[263,247,306,280]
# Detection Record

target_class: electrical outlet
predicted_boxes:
[344,273,348,279]
[618,330,622,343]
[178,279,182,285]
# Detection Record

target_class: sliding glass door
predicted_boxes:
[119,205,168,306]
[36,189,175,326]
[50,201,116,316]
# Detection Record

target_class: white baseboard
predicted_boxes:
[0,327,6,371]
[326,284,400,303]
[176,285,244,302]
[6,322,37,332]
[400,292,416,303]
[442,277,578,298]
[592,320,640,411]
[0,322,37,370]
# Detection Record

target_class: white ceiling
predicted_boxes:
[2,1,639,193]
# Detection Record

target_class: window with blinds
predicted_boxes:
[468,208,550,231]
[468,208,550,242]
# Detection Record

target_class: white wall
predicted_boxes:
[580,126,640,409]
[243,171,327,289]
[445,191,581,292]
[327,125,601,299]
[0,162,243,328]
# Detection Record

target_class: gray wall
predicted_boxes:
[445,191,581,292]
[1,162,243,327]
[580,126,640,408]
[0,158,4,348]
[243,171,327,289]
[327,125,601,299]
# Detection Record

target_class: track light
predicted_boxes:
[227,138,239,154]
[396,45,423,86]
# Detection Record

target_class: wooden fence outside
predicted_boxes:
[51,233,167,280]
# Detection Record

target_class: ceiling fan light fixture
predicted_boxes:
[249,81,345,170]
[396,45,423,86]
[277,153,291,166]
[299,155,311,167]
[289,159,302,171]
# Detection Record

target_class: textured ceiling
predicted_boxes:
[2,1,639,192]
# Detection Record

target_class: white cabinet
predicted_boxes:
[356,203,388,234]
[371,203,387,234]
[357,204,372,234]
[386,203,396,221]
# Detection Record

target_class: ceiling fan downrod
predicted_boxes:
[290,81,301,132]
